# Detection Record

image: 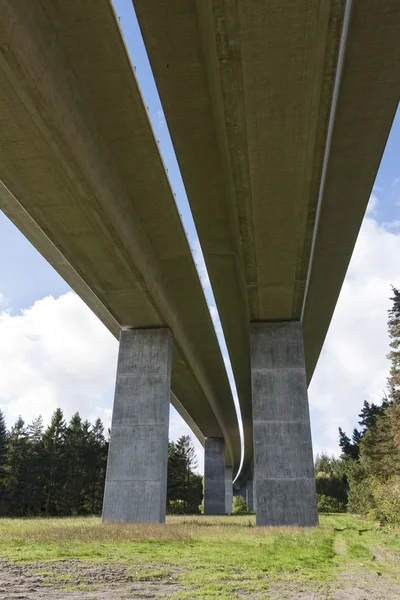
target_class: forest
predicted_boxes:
[315,287,400,524]
[0,407,202,516]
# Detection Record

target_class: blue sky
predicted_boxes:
[0,0,399,472]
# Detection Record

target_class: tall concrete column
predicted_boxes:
[204,438,225,514]
[251,322,318,526]
[225,466,233,514]
[246,479,254,512]
[102,328,172,523]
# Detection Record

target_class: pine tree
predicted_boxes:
[25,416,45,514]
[167,437,202,514]
[360,409,400,481]
[64,412,87,515]
[0,410,8,514]
[358,400,389,431]
[338,427,359,460]
[84,418,108,514]
[4,417,30,515]
[387,287,400,402]
[42,408,66,515]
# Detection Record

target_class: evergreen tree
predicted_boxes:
[338,427,359,460]
[314,453,348,512]
[4,417,30,515]
[167,436,202,514]
[84,418,108,514]
[0,406,201,517]
[387,287,400,402]
[0,410,8,514]
[42,408,66,515]
[25,416,45,514]
[358,400,389,431]
[63,413,87,514]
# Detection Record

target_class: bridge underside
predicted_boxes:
[134,0,400,493]
[0,0,241,523]
[0,0,399,524]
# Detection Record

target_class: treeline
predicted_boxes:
[316,288,400,525]
[0,408,202,516]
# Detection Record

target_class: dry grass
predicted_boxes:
[0,514,319,544]
[0,515,253,543]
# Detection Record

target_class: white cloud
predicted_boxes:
[366,193,378,215]
[0,292,202,469]
[0,292,118,427]
[309,213,400,456]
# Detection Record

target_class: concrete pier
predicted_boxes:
[102,328,172,523]
[204,438,225,514]
[251,322,318,526]
[225,467,233,514]
[246,479,254,512]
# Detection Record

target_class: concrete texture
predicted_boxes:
[0,0,241,475]
[134,0,400,477]
[225,467,233,514]
[251,322,318,527]
[204,438,226,515]
[246,480,254,512]
[103,328,172,523]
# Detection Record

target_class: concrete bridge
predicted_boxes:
[0,0,398,525]
[0,0,239,522]
[133,0,399,524]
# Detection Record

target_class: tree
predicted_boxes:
[338,428,359,460]
[387,287,400,403]
[25,416,45,515]
[232,495,249,514]
[358,400,390,431]
[4,417,30,515]
[83,418,108,514]
[0,406,201,517]
[167,436,202,514]
[41,408,66,515]
[314,454,348,512]
[63,413,88,514]
[0,410,8,514]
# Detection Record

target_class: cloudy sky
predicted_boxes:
[0,0,399,474]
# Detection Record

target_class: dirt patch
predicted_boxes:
[0,560,183,599]
[1,559,400,599]
[267,566,400,600]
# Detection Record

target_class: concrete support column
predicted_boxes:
[251,322,318,526]
[204,438,225,514]
[246,479,254,512]
[102,328,172,523]
[225,466,233,514]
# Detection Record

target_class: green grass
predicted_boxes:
[0,514,399,599]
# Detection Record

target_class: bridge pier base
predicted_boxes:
[204,438,225,514]
[251,322,318,526]
[225,466,233,514]
[102,328,171,523]
[246,479,254,512]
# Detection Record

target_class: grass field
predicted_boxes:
[0,514,399,599]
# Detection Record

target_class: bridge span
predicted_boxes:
[134,0,400,524]
[0,0,240,522]
[0,0,399,525]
